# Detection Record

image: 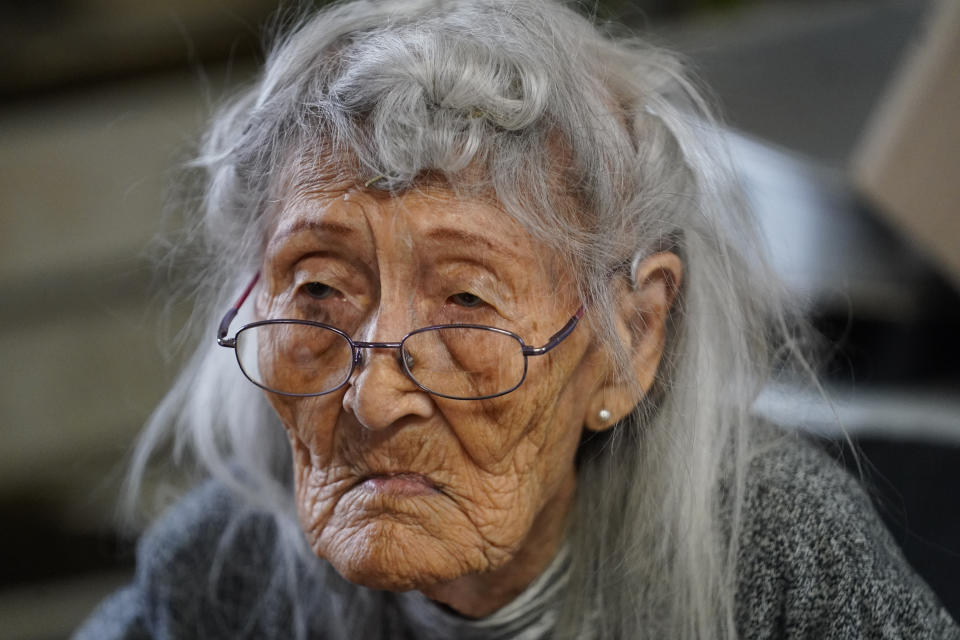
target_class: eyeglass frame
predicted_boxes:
[216,273,585,400]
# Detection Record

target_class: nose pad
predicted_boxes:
[401,349,415,372]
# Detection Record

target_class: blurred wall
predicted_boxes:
[1,1,276,533]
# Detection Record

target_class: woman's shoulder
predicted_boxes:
[742,425,871,533]
[137,478,246,560]
[736,424,959,639]
[74,479,315,640]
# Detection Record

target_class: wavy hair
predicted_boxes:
[128,1,801,638]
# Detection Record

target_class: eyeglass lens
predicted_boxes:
[236,323,354,396]
[234,323,526,399]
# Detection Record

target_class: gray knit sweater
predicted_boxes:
[75,434,960,639]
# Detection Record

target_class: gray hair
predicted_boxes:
[129,1,802,638]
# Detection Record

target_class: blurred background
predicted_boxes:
[1,0,958,637]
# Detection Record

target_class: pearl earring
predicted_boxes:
[598,408,612,422]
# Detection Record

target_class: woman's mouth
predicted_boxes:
[359,473,440,496]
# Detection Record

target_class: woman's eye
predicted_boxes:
[448,292,485,308]
[302,282,337,300]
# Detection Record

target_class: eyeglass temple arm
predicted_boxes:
[217,273,261,347]
[522,306,585,356]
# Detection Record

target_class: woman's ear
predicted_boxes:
[584,251,683,432]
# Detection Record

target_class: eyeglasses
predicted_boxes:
[217,274,584,400]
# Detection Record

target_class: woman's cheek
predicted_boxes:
[450,389,554,472]
[269,394,341,455]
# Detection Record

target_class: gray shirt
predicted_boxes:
[75,434,960,639]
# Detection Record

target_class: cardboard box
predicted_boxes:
[852,0,960,290]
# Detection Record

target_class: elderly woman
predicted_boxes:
[76,1,957,639]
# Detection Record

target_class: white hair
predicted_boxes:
[127,1,807,638]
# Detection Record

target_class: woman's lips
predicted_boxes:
[360,473,439,496]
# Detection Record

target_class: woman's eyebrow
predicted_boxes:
[424,227,521,261]
[270,219,358,246]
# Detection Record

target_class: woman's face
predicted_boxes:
[257,179,610,606]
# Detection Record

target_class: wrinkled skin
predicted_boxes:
[256,181,677,617]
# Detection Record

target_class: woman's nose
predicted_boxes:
[341,346,435,430]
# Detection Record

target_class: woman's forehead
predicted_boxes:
[268,181,535,259]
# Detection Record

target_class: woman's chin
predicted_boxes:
[312,515,488,592]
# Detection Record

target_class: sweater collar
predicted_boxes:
[393,544,571,640]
